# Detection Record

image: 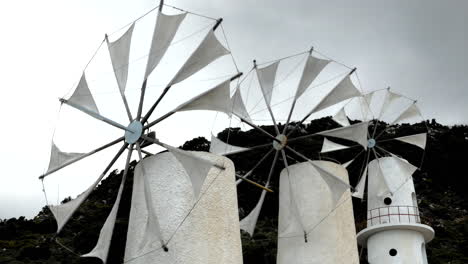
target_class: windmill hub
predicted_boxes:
[125,121,143,144]
[273,134,288,150]
[367,138,376,148]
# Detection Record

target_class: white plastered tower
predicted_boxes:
[356,157,434,264]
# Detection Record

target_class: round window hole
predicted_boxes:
[384,197,392,205]
[389,248,397,256]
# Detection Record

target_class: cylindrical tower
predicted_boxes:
[357,157,434,264]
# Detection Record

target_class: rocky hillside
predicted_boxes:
[0,119,467,263]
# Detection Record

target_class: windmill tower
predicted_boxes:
[356,157,434,264]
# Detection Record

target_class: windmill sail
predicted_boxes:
[145,12,187,80]
[209,134,250,155]
[317,122,369,149]
[82,168,128,263]
[124,152,242,264]
[169,30,230,85]
[394,133,427,149]
[294,55,330,100]
[320,137,350,153]
[46,142,84,174]
[240,190,267,236]
[256,61,280,106]
[68,73,100,114]
[332,107,350,127]
[107,23,135,92]
[277,161,358,264]
[311,74,361,114]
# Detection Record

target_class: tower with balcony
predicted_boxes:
[356,157,434,264]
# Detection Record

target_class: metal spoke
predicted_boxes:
[39,136,125,179]
[239,117,279,143]
[285,145,351,188]
[236,148,275,185]
[136,80,148,121]
[61,99,132,132]
[265,150,280,186]
[120,91,133,122]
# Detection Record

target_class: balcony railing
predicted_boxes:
[367,205,421,227]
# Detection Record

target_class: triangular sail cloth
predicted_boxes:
[343,158,354,168]
[394,133,427,149]
[107,23,135,92]
[46,142,84,174]
[256,61,280,106]
[332,107,350,127]
[294,55,330,100]
[176,79,232,114]
[166,145,219,198]
[209,134,249,156]
[369,156,417,196]
[68,73,100,114]
[320,137,350,153]
[231,87,252,122]
[240,189,267,236]
[124,152,242,264]
[379,90,401,118]
[144,12,187,80]
[317,122,369,149]
[169,30,230,85]
[311,74,361,114]
[309,161,350,206]
[391,103,421,124]
[277,161,358,264]
[352,167,368,199]
[82,171,127,263]
[49,173,105,233]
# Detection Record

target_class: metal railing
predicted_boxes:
[367,205,421,227]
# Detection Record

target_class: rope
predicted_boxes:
[220,24,240,72]
[163,3,217,21]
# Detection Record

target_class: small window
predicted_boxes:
[384,197,392,205]
[389,248,397,256]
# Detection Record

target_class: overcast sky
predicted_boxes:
[1,0,467,219]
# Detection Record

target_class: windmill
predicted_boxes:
[39,2,245,263]
[207,48,370,263]
[316,87,434,262]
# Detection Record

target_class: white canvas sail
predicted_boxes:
[176,79,231,114]
[82,171,127,263]
[332,107,350,127]
[317,122,369,149]
[209,134,249,155]
[165,146,219,198]
[256,61,280,106]
[320,137,350,153]
[294,55,330,100]
[277,161,358,264]
[49,174,103,233]
[169,30,229,85]
[231,88,252,122]
[352,167,368,199]
[46,142,84,174]
[124,152,242,264]
[68,73,100,114]
[107,23,135,92]
[379,90,401,118]
[391,103,421,124]
[311,74,361,114]
[394,133,427,149]
[240,190,267,236]
[144,12,187,80]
